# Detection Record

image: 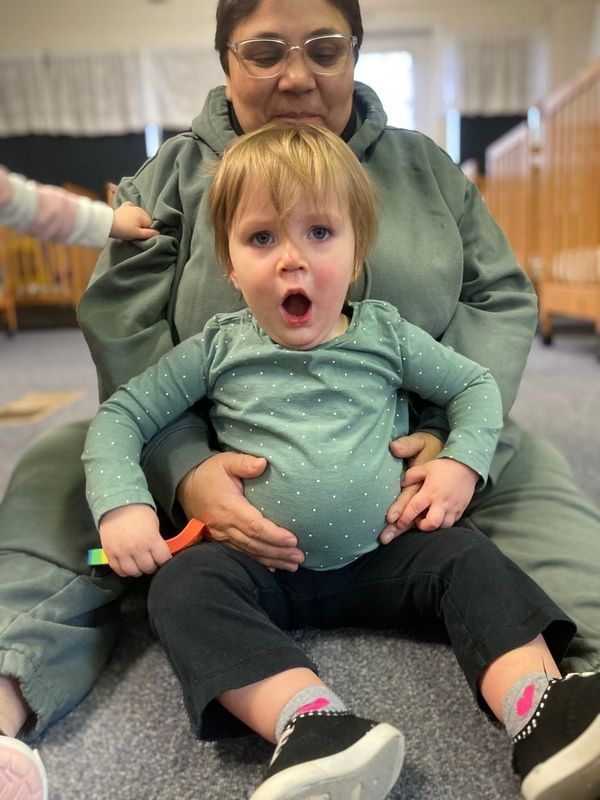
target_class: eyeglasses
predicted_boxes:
[227,34,357,79]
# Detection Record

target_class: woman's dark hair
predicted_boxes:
[215,0,363,74]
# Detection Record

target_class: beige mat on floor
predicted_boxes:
[0,391,85,424]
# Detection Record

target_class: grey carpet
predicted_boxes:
[0,322,598,799]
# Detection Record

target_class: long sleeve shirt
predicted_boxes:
[84,300,503,570]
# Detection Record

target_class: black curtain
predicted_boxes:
[0,133,148,198]
[459,114,526,174]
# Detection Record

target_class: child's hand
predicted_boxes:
[110,201,158,241]
[386,458,478,533]
[99,504,171,577]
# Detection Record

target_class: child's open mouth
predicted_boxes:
[281,292,312,324]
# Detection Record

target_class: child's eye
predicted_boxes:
[310,226,331,241]
[251,231,273,246]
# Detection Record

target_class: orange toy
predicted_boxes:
[87,517,205,566]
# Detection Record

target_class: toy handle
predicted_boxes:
[87,517,206,567]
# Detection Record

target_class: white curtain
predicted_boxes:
[145,47,225,131]
[0,47,225,137]
[444,35,543,115]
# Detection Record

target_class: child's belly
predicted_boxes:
[245,447,403,570]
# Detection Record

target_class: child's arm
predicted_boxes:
[385,312,504,534]
[110,201,158,241]
[1,166,112,247]
[99,504,171,577]
[83,334,211,570]
[0,166,156,247]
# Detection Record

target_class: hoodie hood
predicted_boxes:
[190,81,388,162]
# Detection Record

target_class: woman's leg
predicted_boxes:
[0,676,28,736]
[0,421,125,739]
[466,430,600,673]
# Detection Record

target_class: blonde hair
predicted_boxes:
[209,122,378,280]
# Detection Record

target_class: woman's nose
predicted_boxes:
[277,49,317,91]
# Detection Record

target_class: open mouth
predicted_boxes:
[281,292,312,323]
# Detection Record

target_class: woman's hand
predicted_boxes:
[379,432,444,544]
[99,504,171,577]
[177,452,305,572]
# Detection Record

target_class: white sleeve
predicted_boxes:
[0,170,37,230]
[0,167,113,247]
[65,195,114,248]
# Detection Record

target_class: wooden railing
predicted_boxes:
[0,181,104,333]
[0,226,100,333]
[485,60,600,343]
[536,61,600,342]
[485,122,540,285]
[0,229,17,334]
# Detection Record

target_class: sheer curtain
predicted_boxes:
[443,35,545,115]
[0,47,224,137]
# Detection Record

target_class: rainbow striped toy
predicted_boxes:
[87,517,205,566]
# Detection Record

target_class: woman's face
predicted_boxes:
[225,0,355,135]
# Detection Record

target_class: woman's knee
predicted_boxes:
[4,421,89,496]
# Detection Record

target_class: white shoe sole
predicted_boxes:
[249,722,405,800]
[0,736,48,800]
[521,715,600,800]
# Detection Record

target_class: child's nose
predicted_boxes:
[277,239,307,272]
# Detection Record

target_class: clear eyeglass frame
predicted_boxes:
[227,33,358,79]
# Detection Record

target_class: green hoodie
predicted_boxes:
[78,82,537,521]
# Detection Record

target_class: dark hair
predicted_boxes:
[215,0,363,74]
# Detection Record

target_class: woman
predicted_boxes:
[0,0,598,792]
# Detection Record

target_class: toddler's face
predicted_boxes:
[228,185,355,349]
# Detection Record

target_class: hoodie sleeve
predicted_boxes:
[78,136,217,523]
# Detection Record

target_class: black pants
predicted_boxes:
[147,527,575,740]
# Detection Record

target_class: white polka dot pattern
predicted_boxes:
[83,301,503,570]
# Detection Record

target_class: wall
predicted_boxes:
[0,0,217,52]
[592,1,600,58]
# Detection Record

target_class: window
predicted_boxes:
[356,32,435,140]
[355,51,415,129]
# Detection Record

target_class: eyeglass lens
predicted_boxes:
[237,36,352,77]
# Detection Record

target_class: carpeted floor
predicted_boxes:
[0,322,598,799]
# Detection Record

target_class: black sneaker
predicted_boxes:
[249,711,404,800]
[512,672,600,800]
